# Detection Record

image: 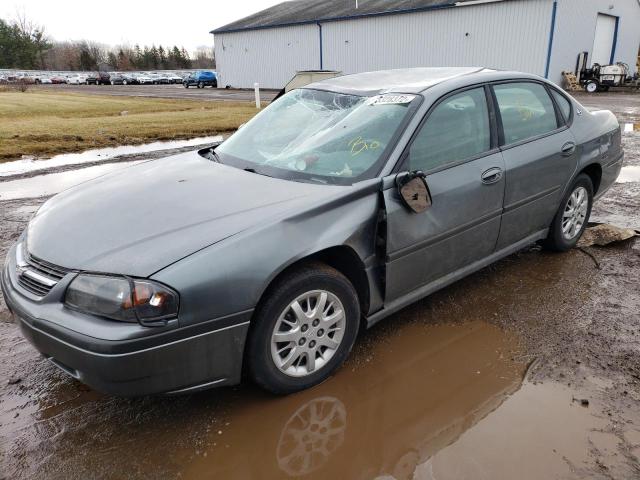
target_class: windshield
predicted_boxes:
[216,89,419,184]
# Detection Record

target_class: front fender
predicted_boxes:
[151,180,381,327]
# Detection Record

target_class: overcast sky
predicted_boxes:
[0,0,282,52]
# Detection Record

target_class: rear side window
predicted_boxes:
[409,87,491,172]
[550,89,572,123]
[494,82,559,145]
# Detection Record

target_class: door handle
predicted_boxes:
[561,142,576,156]
[481,167,503,185]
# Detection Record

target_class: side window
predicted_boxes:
[409,87,491,172]
[493,82,559,145]
[550,89,572,124]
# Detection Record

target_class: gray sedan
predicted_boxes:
[2,68,623,395]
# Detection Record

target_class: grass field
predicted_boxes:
[0,90,261,161]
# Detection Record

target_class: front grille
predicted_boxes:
[26,254,69,281]
[17,253,70,297]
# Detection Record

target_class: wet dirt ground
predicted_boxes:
[0,92,639,480]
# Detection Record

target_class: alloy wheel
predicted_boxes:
[562,186,588,240]
[270,290,346,377]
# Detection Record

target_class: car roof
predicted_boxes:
[304,67,545,96]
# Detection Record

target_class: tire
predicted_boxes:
[542,174,593,252]
[184,83,189,88]
[246,263,360,395]
[198,81,204,89]
[585,81,599,93]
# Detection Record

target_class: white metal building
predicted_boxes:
[211,0,640,90]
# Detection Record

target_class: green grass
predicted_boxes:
[0,90,261,161]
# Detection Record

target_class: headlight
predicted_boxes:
[65,274,179,325]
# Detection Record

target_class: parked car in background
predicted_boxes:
[66,74,87,85]
[0,75,7,84]
[1,68,623,397]
[33,75,51,84]
[183,70,217,88]
[84,72,110,85]
[109,73,125,85]
[85,73,99,85]
[50,75,67,84]
[136,73,154,85]
[17,75,36,85]
[96,72,111,85]
[119,73,139,85]
[167,73,184,84]
[151,72,170,84]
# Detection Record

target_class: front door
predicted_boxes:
[383,86,505,303]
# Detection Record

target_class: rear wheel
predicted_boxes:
[247,263,360,394]
[542,174,593,252]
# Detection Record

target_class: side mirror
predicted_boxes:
[397,171,432,214]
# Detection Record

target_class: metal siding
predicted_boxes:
[549,0,640,85]
[322,0,551,76]
[214,24,319,89]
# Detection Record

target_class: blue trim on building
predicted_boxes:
[544,0,558,79]
[609,16,620,64]
[318,22,324,70]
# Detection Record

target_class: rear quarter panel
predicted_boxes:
[568,100,622,199]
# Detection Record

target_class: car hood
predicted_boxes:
[27,152,342,277]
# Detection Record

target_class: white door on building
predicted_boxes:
[591,13,617,66]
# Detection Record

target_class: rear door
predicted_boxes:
[491,81,578,250]
[383,86,505,302]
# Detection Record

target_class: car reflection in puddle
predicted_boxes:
[182,321,524,480]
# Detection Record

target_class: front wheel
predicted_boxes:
[542,174,593,252]
[585,80,599,93]
[184,83,189,88]
[247,263,360,395]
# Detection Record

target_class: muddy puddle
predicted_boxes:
[0,135,223,177]
[0,319,524,480]
[618,165,640,183]
[0,161,144,200]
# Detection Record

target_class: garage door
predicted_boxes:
[591,13,617,66]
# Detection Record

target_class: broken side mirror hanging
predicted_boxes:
[397,171,432,214]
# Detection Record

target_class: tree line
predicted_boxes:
[0,15,214,71]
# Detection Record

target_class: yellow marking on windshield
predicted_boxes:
[348,136,381,156]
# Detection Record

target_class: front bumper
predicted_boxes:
[2,246,251,396]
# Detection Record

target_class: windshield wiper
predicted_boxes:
[210,149,222,163]
[198,146,222,163]
[244,167,272,178]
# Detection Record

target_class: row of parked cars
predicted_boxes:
[0,71,218,88]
